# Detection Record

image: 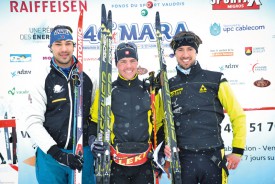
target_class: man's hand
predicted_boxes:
[164,145,171,159]
[163,145,172,179]
[88,135,105,157]
[48,145,83,171]
[226,153,242,170]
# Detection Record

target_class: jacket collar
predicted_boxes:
[176,60,202,76]
[117,73,139,87]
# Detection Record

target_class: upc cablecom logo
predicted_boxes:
[210,0,262,10]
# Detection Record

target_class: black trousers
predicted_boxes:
[110,161,154,184]
[179,148,228,184]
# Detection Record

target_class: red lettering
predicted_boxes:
[71,1,77,12]
[63,1,69,12]
[21,1,29,12]
[34,1,40,12]
[79,1,87,12]
[10,1,18,12]
[9,0,88,13]
[50,1,56,12]
[58,1,61,12]
[29,1,32,11]
[42,1,48,12]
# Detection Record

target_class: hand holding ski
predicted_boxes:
[95,4,113,184]
[73,9,84,184]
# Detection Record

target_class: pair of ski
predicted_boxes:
[95,4,113,184]
[72,7,84,184]
[72,4,112,184]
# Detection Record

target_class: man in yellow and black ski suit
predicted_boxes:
[88,42,165,184]
[164,31,247,184]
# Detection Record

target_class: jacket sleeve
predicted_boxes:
[24,67,57,153]
[218,80,247,156]
[155,92,164,132]
[154,92,165,151]
[89,89,99,124]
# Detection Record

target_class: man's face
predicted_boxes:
[175,45,197,69]
[116,57,138,80]
[51,40,74,68]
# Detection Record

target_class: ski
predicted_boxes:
[73,9,84,184]
[4,112,12,164]
[11,118,17,164]
[95,4,112,184]
[0,152,6,164]
[155,11,182,184]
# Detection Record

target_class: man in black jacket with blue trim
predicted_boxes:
[25,25,95,184]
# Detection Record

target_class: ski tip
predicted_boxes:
[108,10,112,20]
[155,12,160,31]
[107,10,112,30]
[156,11,160,20]
[155,12,160,25]
[78,9,83,20]
[101,4,107,24]
[101,4,106,14]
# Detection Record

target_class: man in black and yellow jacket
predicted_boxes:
[89,42,165,184]
[164,31,246,184]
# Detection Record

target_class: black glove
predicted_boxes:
[154,72,162,94]
[48,145,83,171]
[9,136,13,143]
[143,71,162,95]
[88,135,106,158]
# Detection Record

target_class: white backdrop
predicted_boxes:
[0,0,275,183]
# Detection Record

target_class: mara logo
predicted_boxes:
[10,54,31,62]
[83,21,188,44]
[210,0,262,10]
[210,23,221,36]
